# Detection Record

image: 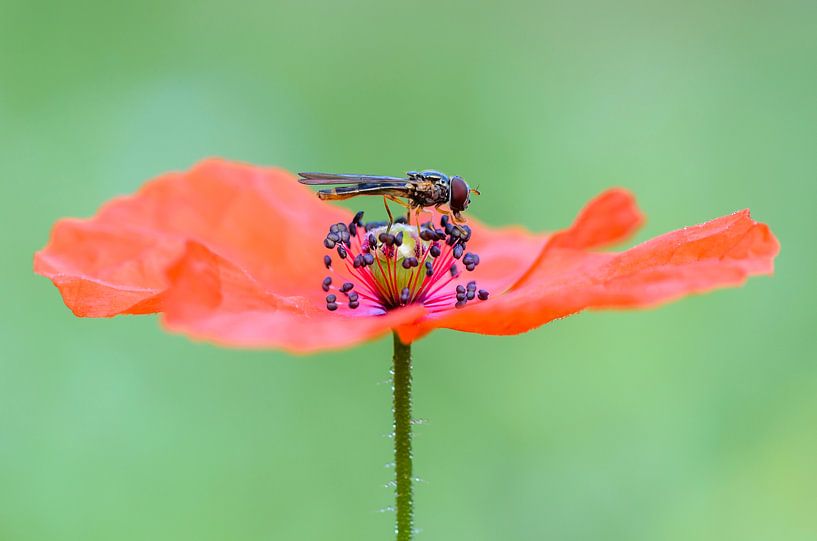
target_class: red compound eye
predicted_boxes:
[449,176,470,212]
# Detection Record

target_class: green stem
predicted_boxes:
[392,332,413,541]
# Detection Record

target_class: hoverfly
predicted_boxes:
[297,169,479,227]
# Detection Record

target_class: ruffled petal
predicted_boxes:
[509,188,644,290]
[439,188,644,295]
[398,209,778,343]
[35,158,348,316]
[162,241,425,353]
[453,220,547,293]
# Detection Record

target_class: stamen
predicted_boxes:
[318,213,489,312]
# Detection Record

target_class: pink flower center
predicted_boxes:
[320,212,489,314]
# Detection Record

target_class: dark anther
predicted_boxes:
[419,229,435,241]
[425,261,434,277]
[478,290,489,300]
[323,255,332,269]
[429,244,441,258]
[326,294,337,303]
[322,276,332,292]
[461,225,472,242]
[348,291,359,302]
[440,215,449,227]
[394,232,404,247]
[349,222,357,237]
[329,224,340,234]
[327,232,340,243]
[368,233,377,248]
[456,284,466,294]
[466,290,475,301]
[337,245,347,259]
[465,264,476,272]
[453,244,464,259]
[395,216,408,224]
[456,292,466,302]
[340,282,354,293]
[455,300,467,308]
[450,227,461,239]
[323,238,336,249]
[353,254,363,268]
[450,263,459,277]
[467,280,477,290]
[352,211,365,226]
[402,257,420,269]
[434,229,446,241]
[379,232,395,246]
[446,235,457,246]
[327,302,339,311]
[462,253,476,266]
[400,287,411,305]
[365,221,387,231]
[363,253,374,266]
[337,222,348,232]
[349,300,360,309]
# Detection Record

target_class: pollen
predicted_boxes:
[319,213,488,313]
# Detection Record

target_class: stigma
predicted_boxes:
[320,212,488,314]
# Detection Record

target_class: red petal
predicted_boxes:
[162,241,425,353]
[455,220,547,293]
[440,188,644,295]
[399,209,778,342]
[34,159,348,316]
[510,188,644,290]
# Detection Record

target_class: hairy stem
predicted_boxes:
[392,332,413,540]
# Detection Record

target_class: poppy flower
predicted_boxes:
[35,158,779,352]
[34,157,779,541]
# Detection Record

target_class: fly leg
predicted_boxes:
[434,203,450,219]
[382,196,396,231]
[437,204,469,236]
[384,195,412,227]
[451,211,469,236]
[416,206,435,229]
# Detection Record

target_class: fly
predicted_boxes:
[297,169,479,226]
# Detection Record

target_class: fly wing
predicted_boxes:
[317,183,414,201]
[298,172,408,185]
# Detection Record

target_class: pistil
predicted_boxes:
[320,213,488,313]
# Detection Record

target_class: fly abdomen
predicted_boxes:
[318,183,409,201]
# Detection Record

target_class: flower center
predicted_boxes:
[320,212,489,314]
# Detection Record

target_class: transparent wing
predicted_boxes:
[317,183,413,200]
[298,172,409,185]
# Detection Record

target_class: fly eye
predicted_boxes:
[450,176,469,212]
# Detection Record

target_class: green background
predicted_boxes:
[1,1,815,539]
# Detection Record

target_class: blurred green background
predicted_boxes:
[1,0,815,539]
